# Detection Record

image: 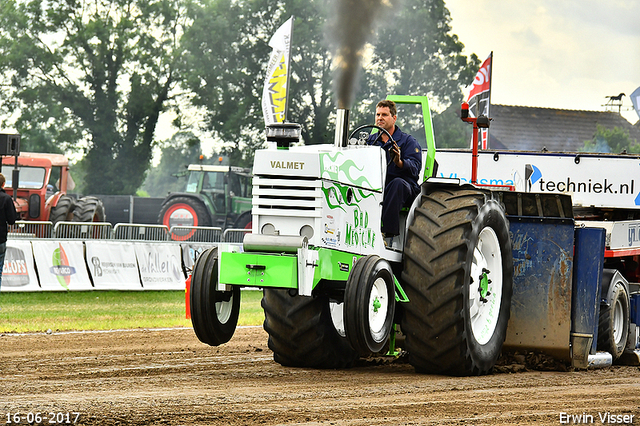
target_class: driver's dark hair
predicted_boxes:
[377,100,397,117]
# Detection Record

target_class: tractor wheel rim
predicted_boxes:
[168,207,196,228]
[469,226,503,345]
[613,297,624,344]
[369,277,388,341]
[215,293,233,324]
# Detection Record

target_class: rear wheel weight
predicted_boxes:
[401,188,513,376]
[262,289,358,369]
[190,247,240,346]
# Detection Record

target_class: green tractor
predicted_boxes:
[189,95,515,375]
[158,164,252,240]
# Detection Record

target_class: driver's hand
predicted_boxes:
[390,141,403,168]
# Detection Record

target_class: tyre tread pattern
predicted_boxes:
[72,196,106,222]
[262,289,358,369]
[401,188,512,376]
[49,195,76,224]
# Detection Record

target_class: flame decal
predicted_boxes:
[320,152,382,191]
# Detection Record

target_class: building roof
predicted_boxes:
[488,105,640,152]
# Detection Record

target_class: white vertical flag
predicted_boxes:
[262,17,293,125]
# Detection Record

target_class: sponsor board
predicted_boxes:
[0,241,40,292]
[32,241,93,291]
[85,241,142,290]
[134,243,185,290]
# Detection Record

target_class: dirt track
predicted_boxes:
[1,326,640,425]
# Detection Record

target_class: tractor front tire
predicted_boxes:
[190,247,240,346]
[401,187,513,376]
[73,196,106,222]
[262,289,359,369]
[50,195,76,224]
[344,255,395,356]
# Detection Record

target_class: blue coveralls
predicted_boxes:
[368,126,422,236]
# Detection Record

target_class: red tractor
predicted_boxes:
[1,152,105,224]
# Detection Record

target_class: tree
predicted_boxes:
[180,0,336,167]
[0,0,187,194]
[582,125,640,154]
[351,0,480,147]
[180,0,478,164]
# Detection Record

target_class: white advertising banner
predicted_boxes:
[134,243,185,290]
[32,241,93,291]
[85,241,142,290]
[1,240,40,292]
[435,150,640,210]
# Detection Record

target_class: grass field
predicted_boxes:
[0,290,264,333]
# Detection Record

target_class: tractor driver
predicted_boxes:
[367,100,422,243]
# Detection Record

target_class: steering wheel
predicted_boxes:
[348,124,395,148]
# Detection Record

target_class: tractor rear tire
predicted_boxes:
[159,196,211,240]
[232,210,252,230]
[73,196,106,222]
[344,255,395,356]
[190,247,240,346]
[50,195,76,224]
[262,289,359,369]
[598,279,630,361]
[401,187,513,376]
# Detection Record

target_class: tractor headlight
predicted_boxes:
[300,225,314,240]
[266,123,302,149]
[261,223,277,235]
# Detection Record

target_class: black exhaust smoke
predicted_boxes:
[327,0,396,110]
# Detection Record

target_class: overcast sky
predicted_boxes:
[446,0,640,124]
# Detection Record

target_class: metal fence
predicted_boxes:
[9,221,54,239]
[7,221,244,243]
[223,228,252,243]
[54,222,114,240]
[113,223,169,241]
[168,226,222,242]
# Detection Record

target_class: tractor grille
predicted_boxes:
[252,175,322,218]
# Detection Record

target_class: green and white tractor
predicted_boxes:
[189,95,515,375]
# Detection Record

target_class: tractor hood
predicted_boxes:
[253,144,386,193]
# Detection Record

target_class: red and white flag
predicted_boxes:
[466,52,492,149]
